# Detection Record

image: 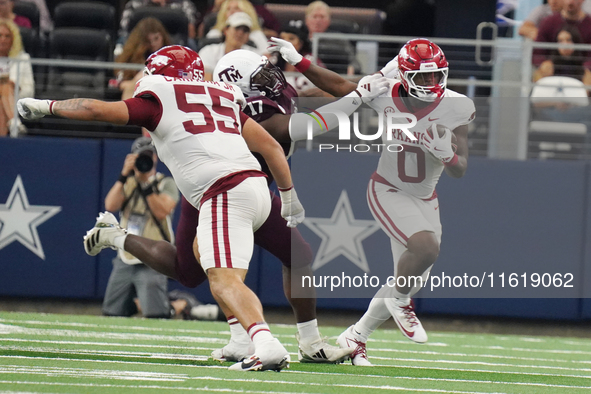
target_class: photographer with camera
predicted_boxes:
[101,136,183,318]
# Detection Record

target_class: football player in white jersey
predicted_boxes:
[17,45,305,372]
[270,37,475,365]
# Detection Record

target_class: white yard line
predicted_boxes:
[284,369,591,390]
[1,354,591,382]
[0,380,316,394]
[4,344,589,375]
[1,338,581,365]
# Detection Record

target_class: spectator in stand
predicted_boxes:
[305,0,331,39]
[0,0,30,28]
[199,11,260,80]
[16,0,52,33]
[530,25,591,155]
[115,17,172,100]
[534,24,591,84]
[200,0,280,40]
[204,0,269,54]
[119,0,200,48]
[519,0,564,40]
[304,0,358,75]
[273,20,324,91]
[534,0,591,66]
[0,19,33,137]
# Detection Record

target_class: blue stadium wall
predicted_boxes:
[1,136,590,321]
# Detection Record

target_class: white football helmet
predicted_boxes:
[213,49,286,98]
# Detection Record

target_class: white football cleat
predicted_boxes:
[228,338,289,372]
[336,325,372,366]
[385,298,428,343]
[211,339,254,362]
[296,333,354,363]
[83,212,126,256]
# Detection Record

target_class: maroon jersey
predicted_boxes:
[243,83,298,182]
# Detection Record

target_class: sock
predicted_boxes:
[228,316,251,344]
[247,322,274,348]
[296,319,321,345]
[113,234,127,250]
[354,297,392,342]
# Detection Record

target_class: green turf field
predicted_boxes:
[0,311,589,393]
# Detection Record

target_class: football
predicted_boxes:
[426,124,448,138]
[426,124,458,151]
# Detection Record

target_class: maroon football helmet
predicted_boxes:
[398,39,449,102]
[144,45,204,81]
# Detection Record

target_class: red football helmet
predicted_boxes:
[398,39,449,102]
[144,45,204,81]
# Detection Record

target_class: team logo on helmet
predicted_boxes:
[144,45,204,81]
[213,49,286,98]
[217,66,243,83]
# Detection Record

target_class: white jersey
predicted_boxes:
[368,80,475,199]
[133,75,261,207]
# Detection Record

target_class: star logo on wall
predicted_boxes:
[0,175,61,260]
[303,190,380,273]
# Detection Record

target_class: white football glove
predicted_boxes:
[18,98,54,120]
[268,37,303,66]
[379,57,399,79]
[354,74,390,103]
[422,124,455,163]
[279,187,305,228]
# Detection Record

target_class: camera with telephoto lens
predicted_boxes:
[135,151,154,173]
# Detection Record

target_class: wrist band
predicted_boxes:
[48,100,55,115]
[118,174,128,184]
[295,58,311,73]
[278,185,293,192]
[444,153,459,167]
[141,185,157,197]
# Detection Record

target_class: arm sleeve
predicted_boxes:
[289,91,362,141]
[124,95,163,131]
[240,111,250,125]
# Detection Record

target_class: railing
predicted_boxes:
[7,34,591,160]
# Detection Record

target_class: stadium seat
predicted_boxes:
[328,19,360,35]
[44,28,112,99]
[200,12,217,37]
[128,7,189,46]
[317,39,358,74]
[195,36,222,52]
[13,0,40,32]
[528,76,590,159]
[265,4,385,35]
[54,2,117,36]
[19,26,38,57]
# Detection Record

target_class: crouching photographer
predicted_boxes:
[102,136,182,318]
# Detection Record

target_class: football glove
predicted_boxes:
[268,37,303,66]
[422,124,455,163]
[379,57,399,79]
[279,186,305,228]
[353,74,390,103]
[18,98,54,120]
